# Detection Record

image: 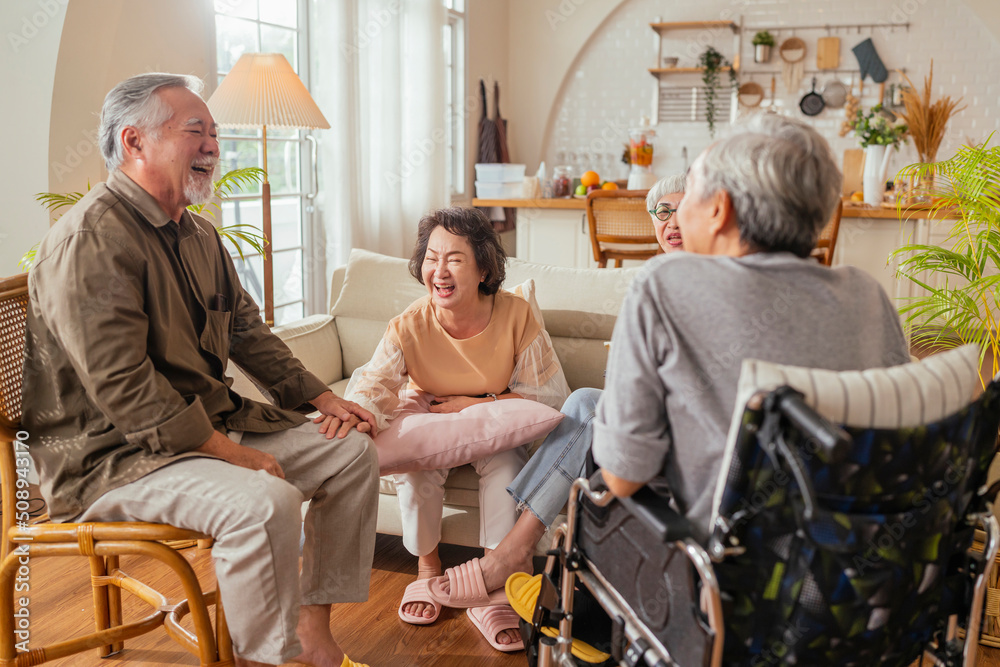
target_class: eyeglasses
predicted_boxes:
[648,204,677,222]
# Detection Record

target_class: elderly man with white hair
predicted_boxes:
[23,73,378,667]
[594,114,911,537]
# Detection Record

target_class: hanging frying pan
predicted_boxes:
[821,78,848,109]
[799,77,825,116]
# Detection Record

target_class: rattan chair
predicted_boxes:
[586,189,660,268]
[810,199,843,266]
[0,273,232,667]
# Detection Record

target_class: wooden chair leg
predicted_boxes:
[107,555,124,654]
[216,592,233,663]
[614,258,623,268]
[598,258,607,268]
[87,556,115,658]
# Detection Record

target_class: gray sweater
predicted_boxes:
[592,251,911,537]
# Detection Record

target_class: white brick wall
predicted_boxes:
[542,0,999,186]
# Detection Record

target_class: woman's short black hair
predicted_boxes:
[408,207,507,295]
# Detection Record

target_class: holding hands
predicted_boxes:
[312,391,379,439]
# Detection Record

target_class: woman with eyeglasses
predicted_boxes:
[647,173,685,252]
[423,174,687,621]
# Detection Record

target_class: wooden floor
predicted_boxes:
[19,533,1000,666]
[22,534,524,666]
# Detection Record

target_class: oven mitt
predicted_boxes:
[852,38,887,83]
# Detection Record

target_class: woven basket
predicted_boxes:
[971,528,1000,647]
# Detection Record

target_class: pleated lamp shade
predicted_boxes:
[207,53,329,129]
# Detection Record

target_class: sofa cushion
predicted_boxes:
[271,314,343,386]
[374,391,564,475]
[380,464,482,507]
[330,249,639,391]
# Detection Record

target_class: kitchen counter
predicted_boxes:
[473,198,586,209]
[474,198,954,219]
[476,197,960,307]
[841,202,956,220]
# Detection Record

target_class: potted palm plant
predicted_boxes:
[890,138,1000,387]
[21,167,267,271]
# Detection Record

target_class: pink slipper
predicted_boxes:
[398,579,441,625]
[426,558,507,609]
[467,604,525,653]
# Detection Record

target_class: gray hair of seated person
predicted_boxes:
[409,207,507,296]
[99,73,204,172]
[645,173,686,218]
[690,114,842,257]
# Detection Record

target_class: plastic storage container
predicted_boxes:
[475,163,526,183]
[475,181,524,199]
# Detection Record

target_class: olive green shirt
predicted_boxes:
[23,170,330,521]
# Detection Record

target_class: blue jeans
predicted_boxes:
[507,387,602,528]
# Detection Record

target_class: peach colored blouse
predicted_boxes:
[346,290,570,431]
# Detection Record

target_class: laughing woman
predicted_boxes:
[324,207,570,650]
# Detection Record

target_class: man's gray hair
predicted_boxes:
[645,173,686,217]
[98,73,204,172]
[691,114,842,257]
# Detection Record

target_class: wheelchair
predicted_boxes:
[521,371,1000,667]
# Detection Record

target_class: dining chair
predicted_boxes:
[811,199,843,266]
[585,189,659,268]
[0,273,232,667]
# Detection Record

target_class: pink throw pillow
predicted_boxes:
[374,391,565,475]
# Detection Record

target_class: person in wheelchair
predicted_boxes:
[426,114,911,611]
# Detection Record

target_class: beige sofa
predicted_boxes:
[264,249,638,548]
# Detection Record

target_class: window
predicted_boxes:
[214,0,313,326]
[444,0,466,199]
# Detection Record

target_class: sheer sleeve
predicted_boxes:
[509,328,571,410]
[344,334,409,432]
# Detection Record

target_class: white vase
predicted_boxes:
[863,145,891,207]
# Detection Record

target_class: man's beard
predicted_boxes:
[185,162,217,206]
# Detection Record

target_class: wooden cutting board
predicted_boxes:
[843,148,864,196]
[817,36,841,70]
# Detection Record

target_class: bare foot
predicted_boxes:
[402,550,442,620]
[290,605,346,667]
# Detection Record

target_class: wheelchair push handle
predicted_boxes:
[768,386,851,463]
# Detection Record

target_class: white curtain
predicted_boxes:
[310,0,448,299]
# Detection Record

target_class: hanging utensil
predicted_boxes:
[737,80,764,108]
[821,78,848,109]
[817,35,841,70]
[779,36,806,94]
[766,74,778,114]
[799,77,825,116]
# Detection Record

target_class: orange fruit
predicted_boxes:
[580,171,600,188]
[601,182,619,190]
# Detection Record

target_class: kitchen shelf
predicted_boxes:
[649,66,738,75]
[650,20,738,33]
[649,15,742,126]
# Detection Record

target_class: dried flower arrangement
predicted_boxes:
[896,60,966,163]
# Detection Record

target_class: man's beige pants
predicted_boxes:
[78,422,379,665]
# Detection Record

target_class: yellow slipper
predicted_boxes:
[505,572,611,664]
[341,655,369,667]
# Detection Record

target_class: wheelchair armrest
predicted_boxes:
[616,485,695,543]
